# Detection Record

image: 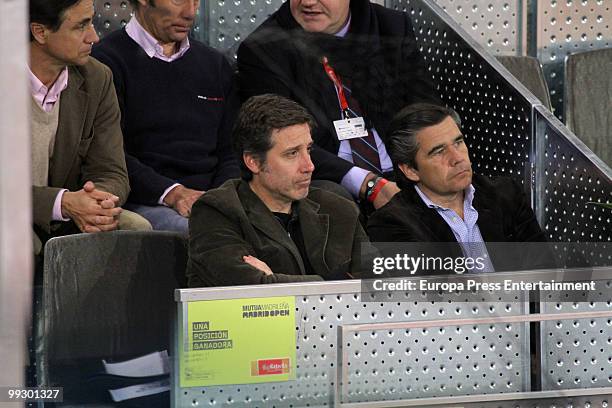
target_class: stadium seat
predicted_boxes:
[497,55,552,110]
[564,48,612,166]
[35,231,188,405]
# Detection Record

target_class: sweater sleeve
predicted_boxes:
[124,155,178,204]
[211,57,240,187]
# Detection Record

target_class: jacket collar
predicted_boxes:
[470,175,502,241]
[237,181,330,275]
[399,174,503,242]
[49,64,88,188]
[399,186,457,242]
[297,195,331,275]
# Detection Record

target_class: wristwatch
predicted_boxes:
[365,176,383,200]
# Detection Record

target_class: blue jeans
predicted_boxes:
[124,203,189,233]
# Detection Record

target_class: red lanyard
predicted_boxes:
[322,57,350,118]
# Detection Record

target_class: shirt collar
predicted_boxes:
[334,13,351,38]
[464,183,476,209]
[414,184,476,210]
[125,16,190,62]
[28,66,69,109]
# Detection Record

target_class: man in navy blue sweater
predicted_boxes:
[92,0,239,232]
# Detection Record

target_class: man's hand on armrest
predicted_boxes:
[163,185,205,217]
[61,181,122,233]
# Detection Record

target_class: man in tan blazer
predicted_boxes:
[29,0,149,254]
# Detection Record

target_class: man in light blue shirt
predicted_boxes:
[368,103,547,273]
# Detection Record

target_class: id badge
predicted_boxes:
[333,117,368,141]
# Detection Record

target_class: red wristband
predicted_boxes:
[367,178,388,203]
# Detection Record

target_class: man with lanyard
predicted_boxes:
[93,0,239,232]
[368,103,548,273]
[238,0,440,210]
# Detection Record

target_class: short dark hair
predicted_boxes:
[29,0,82,41]
[233,94,315,181]
[385,103,462,186]
[127,0,150,9]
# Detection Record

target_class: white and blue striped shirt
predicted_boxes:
[414,185,495,273]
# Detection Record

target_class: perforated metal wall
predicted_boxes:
[540,290,612,391]
[387,0,540,183]
[93,0,133,39]
[93,0,203,40]
[175,288,527,407]
[424,397,611,408]
[387,0,526,55]
[203,0,285,59]
[203,0,528,57]
[535,0,612,121]
[92,0,527,59]
[534,106,612,244]
[535,101,612,393]
[340,320,529,403]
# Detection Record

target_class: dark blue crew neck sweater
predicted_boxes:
[92,29,239,205]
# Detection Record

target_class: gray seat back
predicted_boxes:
[564,48,612,166]
[36,231,188,389]
[497,55,552,110]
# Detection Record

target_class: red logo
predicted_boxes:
[251,358,290,376]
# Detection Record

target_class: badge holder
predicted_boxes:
[322,57,369,141]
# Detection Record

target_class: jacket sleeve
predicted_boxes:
[507,179,547,242]
[237,32,296,100]
[348,218,379,279]
[32,186,65,233]
[79,65,130,204]
[486,178,554,271]
[367,207,421,243]
[187,199,323,287]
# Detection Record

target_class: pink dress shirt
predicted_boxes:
[29,67,70,221]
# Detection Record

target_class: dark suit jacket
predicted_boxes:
[237,0,439,183]
[187,179,371,287]
[32,58,129,234]
[367,175,549,272]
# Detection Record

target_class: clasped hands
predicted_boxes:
[61,181,122,233]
